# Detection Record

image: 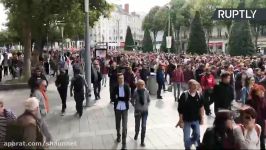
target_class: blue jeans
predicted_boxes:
[173,82,182,100]
[134,110,148,138]
[183,121,200,150]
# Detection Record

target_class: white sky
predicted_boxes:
[107,0,170,14]
[0,0,170,31]
[0,3,7,31]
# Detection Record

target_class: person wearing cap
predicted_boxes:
[28,66,48,97]
[55,68,69,115]
[131,80,150,147]
[210,72,234,115]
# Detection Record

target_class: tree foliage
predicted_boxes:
[125,26,134,51]
[228,20,255,56]
[142,6,161,50]
[142,29,153,52]
[0,0,112,80]
[228,0,255,56]
[187,11,207,54]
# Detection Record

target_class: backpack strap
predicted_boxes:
[239,124,245,136]
[239,124,260,137]
[254,124,261,137]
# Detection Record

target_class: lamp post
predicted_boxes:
[44,23,49,50]
[84,0,91,107]
[117,19,120,51]
[166,4,172,53]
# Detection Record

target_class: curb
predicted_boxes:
[0,83,28,91]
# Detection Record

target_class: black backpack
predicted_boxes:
[73,75,84,92]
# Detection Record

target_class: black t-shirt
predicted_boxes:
[178,92,204,122]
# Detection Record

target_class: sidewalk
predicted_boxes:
[0,77,215,150]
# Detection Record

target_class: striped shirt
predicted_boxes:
[0,109,16,142]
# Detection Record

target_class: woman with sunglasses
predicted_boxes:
[246,84,266,150]
[234,107,261,150]
[200,110,235,150]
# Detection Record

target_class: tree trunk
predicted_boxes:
[254,25,260,51]
[152,31,157,52]
[22,22,32,80]
[175,26,180,54]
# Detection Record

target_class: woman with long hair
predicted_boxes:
[200,110,235,150]
[240,77,255,104]
[246,84,266,150]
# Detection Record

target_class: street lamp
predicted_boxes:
[44,23,49,50]
[166,4,172,53]
[117,19,120,51]
[84,0,91,107]
[55,21,65,54]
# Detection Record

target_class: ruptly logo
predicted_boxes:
[212,9,266,21]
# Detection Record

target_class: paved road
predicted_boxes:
[0,75,215,149]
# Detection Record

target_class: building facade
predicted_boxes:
[90,4,144,50]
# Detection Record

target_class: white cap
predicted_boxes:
[25,97,39,111]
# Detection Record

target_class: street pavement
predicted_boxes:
[0,74,216,149]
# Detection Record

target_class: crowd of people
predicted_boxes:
[0,50,266,149]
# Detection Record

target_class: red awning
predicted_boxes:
[208,43,214,46]
[215,42,223,46]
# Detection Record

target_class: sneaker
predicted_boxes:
[116,137,121,143]
[61,112,65,116]
[121,144,127,150]
[134,134,138,140]
[140,143,145,147]
[157,96,163,99]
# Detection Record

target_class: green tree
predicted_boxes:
[170,0,192,53]
[246,0,266,50]
[228,20,255,56]
[1,0,112,80]
[142,6,161,50]
[142,29,153,52]
[228,0,255,56]
[125,26,134,51]
[187,11,207,54]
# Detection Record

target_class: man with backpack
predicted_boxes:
[177,79,204,150]
[70,68,88,118]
